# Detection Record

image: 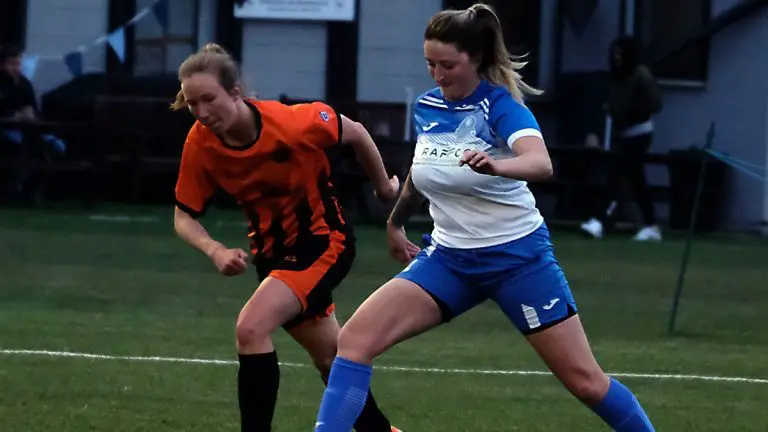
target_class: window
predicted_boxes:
[133,0,200,76]
[634,0,711,83]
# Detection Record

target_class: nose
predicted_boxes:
[196,106,210,123]
[433,67,446,83]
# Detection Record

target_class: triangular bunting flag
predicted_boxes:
[153,0,169,30]
[64,51,83,77]
[21,54,40,80]
[107,27,127,63]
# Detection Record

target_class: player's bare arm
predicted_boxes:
[174,206,247,276]
[460,136,553,181]
[384,171,424,263]
[387,170,424,229]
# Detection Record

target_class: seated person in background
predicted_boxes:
[0,43,66,201]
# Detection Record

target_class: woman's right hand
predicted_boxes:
[386,222,422,264]
[208,245,248,276]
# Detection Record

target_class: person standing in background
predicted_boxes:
[580,35,663,241]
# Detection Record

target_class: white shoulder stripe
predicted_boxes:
[418,99,448,108]
[507,128,543,148]
[422,95,445,104]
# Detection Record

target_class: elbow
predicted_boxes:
[341,117,365,146]
[539,160,554,180]
[173,207,189,236]
[173,214,183,236]
[527,157,553,182]
[510,138,553,182]
[173,214,182,233]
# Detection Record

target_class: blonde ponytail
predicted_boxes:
[469,3,543,103]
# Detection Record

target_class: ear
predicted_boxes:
[470,53,485,74]
[230,85,243,100]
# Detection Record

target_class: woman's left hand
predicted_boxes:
[459,150,498,175]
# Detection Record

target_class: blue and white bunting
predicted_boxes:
[21,0,167,83]
[63,51,84,77]
[107,27,127,63]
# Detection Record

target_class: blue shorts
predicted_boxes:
[395,224,577,334]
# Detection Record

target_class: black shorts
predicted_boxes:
[254,233,356,329]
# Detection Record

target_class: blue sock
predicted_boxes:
[315,357,373,432]
[591,378,655,431]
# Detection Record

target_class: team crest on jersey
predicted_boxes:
[319,111,330,122]
[455,115,477,139]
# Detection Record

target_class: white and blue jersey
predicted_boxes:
[410,80,544,249]
[397,81,578,334]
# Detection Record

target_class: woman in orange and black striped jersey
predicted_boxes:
[171,43,404,432]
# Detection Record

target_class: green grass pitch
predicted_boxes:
[0,206,766,431]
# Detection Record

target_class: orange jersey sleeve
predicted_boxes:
[291,102,342,149]
[175,128,217,218]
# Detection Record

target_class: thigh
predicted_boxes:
[489,250,578,335]
[237,276,304,336]
[287,312,340,369]
[396,245,486,322]
[525,315,609,403]
[614,135,650,171]
[623,135,652,174]
[525,314,600,373]
[338,277,444,362]
[258,235,355,330]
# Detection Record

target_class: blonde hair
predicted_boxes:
[170,43,243,111]
[425,3,543,103]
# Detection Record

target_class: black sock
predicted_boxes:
[353,389,392,432]
[238,351,280,432]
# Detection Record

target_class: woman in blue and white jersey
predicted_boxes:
[314,4,655,431]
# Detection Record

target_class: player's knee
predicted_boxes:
[312,355,335,375]
[563,369,610,405]
[304,339,337,374]
[235,319,271,350]
[337,321,380,363]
